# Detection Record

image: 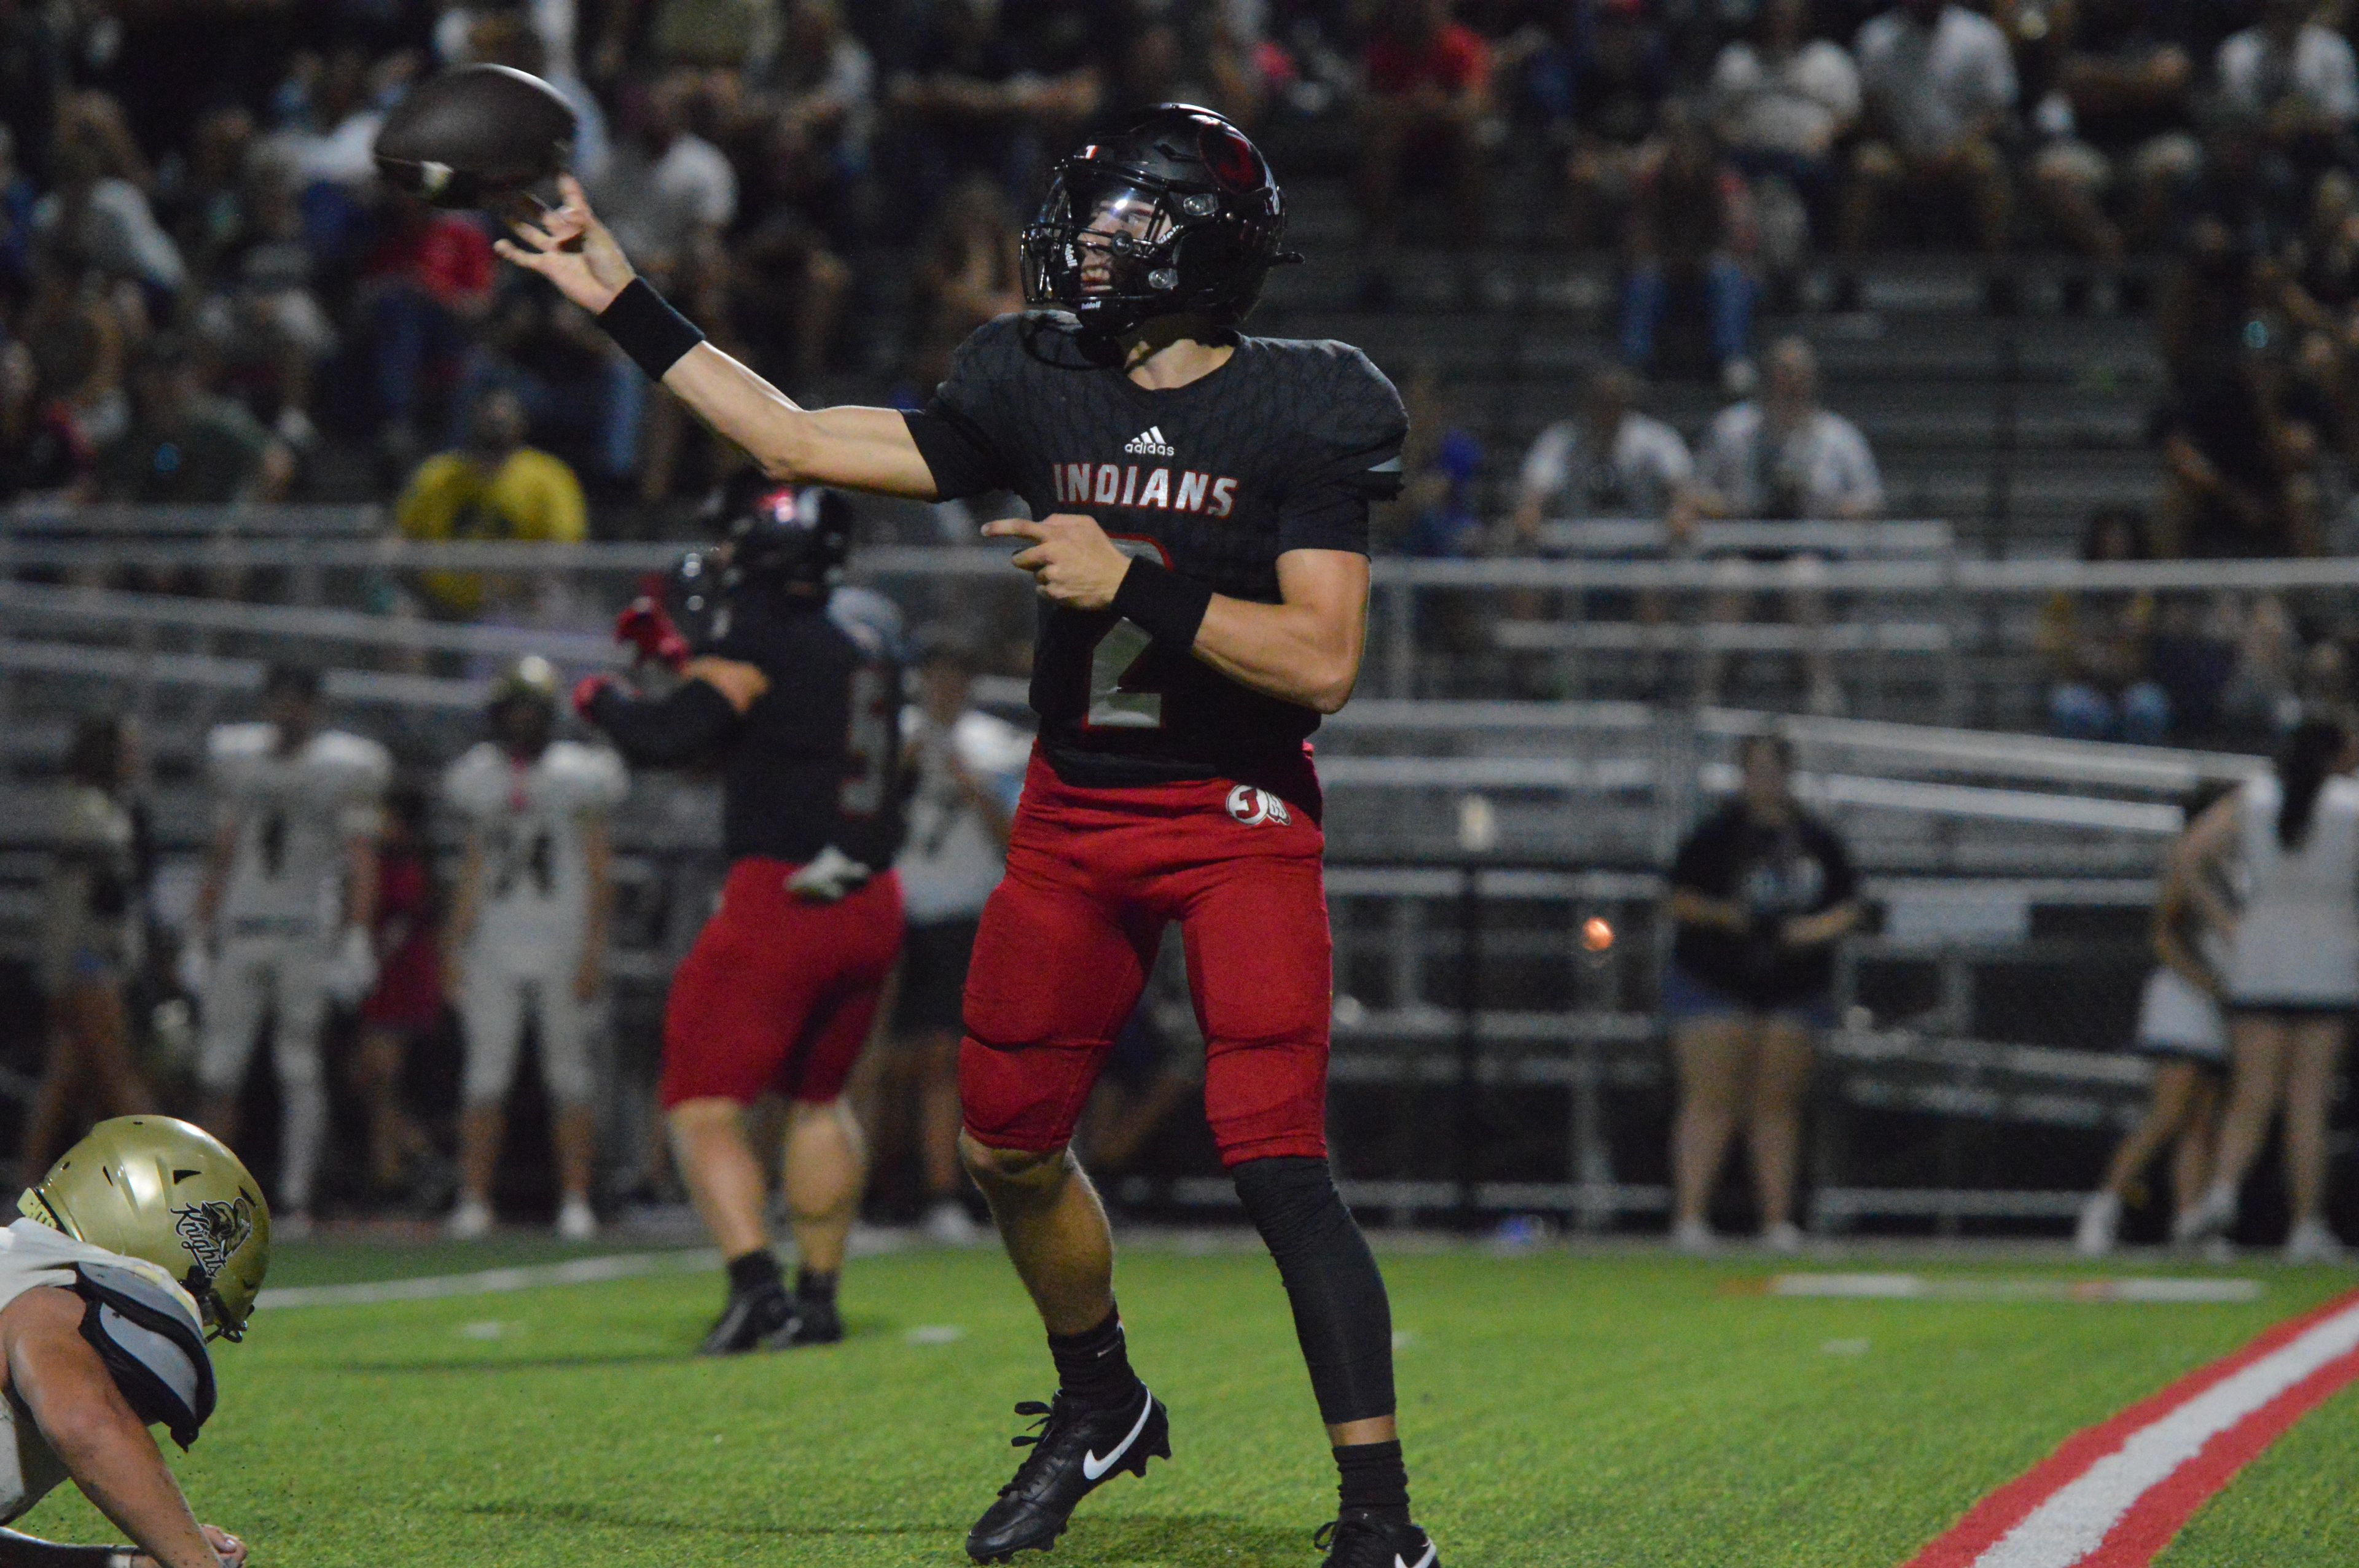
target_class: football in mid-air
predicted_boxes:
[372,63,576,209]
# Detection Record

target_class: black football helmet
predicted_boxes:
[707,472,851,593]
[1021,103,1297,338]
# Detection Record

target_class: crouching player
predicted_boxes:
[578,479,904,1353]
[2,1116,270,1568]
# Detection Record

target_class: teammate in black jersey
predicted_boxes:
[577,478,905,1355]
[499,104,1435,1567]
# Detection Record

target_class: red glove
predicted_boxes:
[572,674,619,721]
[615,596,690,671]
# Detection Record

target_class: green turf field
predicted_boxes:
[20,1238,2357,1566]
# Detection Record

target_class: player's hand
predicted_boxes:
[203,1524,247,1568]
[494,174,636,315]
[984,513,1131,612]
[615,597,690,671]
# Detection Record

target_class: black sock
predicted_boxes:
[1047,1307,1143,1409]
[726,1249,783,1297]
[1334,1439,1412,1527]
[795,1267,838,1306]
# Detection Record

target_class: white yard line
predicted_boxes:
[255,1249,722,1309]
[1767,1273,2263,1304]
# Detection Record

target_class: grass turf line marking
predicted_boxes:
[1764,1274,2262,1304]
[255,1249,722,1309]
[1901,1286,2359,1568]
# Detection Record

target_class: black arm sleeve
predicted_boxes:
[0,1530,125,1568]
[588,679,741,765]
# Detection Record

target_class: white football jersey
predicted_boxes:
[209,725,390,938]
[444,740,628,959]
[0,1219,205,1523]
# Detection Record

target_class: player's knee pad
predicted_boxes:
[1203,1036,1329,1166]
[537,994,597,1107]
[1231,1155,1396,1426]
[957,1036,1100,1157]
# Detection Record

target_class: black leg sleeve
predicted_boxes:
[1232,1155,1396,1426]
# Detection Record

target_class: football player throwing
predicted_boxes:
[499,104,1433,1565]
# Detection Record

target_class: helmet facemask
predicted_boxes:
[1024,166,1278,336]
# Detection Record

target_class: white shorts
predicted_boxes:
[2135,968,2226,1063]
[198,936,329,1094]
[457,951,599,1107]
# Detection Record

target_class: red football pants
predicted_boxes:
[662,859,904,1109]
[960,753,1332,1166]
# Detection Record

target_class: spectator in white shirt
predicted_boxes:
[883,634,1029,1247]
[1841,0,2016,257]
[1710,0,1860,243]
[1509,365,1694,550]
[593,70,737,497]
[592,71,737,297]
[1693,336,1884,712]
[2216,0,2359,165]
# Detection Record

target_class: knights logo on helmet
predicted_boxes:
[1022,103,1298,338]
[20,1117,272,1341]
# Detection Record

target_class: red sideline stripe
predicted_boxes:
[2086,1331,2359,1566]
[1901,1286,2359,1568]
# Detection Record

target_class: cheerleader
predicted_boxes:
[2180,720,2359,1262]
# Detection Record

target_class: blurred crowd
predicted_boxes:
[9,1,2359,735]
[10,1,2359,505]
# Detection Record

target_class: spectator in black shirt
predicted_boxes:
[1664,731,1861,1252]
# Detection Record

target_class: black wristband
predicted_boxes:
[597,277,705,381]
[1111,557,1213,649]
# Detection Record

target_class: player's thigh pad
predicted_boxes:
[197,944,273,1093]
[1181,853,1335,1164]
[776,875,903,1105]
[959,853,1157,1153]
[662,889,804,1108]
[268,953,329,1091]
[456,965,526,1106]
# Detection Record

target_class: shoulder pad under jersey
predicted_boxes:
[71,1259,215,1451]
[539,741,628,811]
[1273,339,1409,501]
[443,742,512,821]
[300,731,391,804]
[204,724,278,798]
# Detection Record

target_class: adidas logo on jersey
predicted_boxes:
[1124,425,1176,457]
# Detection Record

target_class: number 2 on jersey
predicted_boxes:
[1086,538,1170,730]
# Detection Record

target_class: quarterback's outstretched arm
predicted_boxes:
[0,1292,235,1568]
[495,178,939,499]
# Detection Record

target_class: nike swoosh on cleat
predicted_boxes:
[1397,1547,1438,1568]
[1080,1395,1156,1481]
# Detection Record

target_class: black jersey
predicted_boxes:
[592,582,904,868]
[904,312,1407,790]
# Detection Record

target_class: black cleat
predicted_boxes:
[1315,1514,1440,1568]
[965,1386,1168,1562]
[697,1284,793,1355]
[764,1295,843,1349]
